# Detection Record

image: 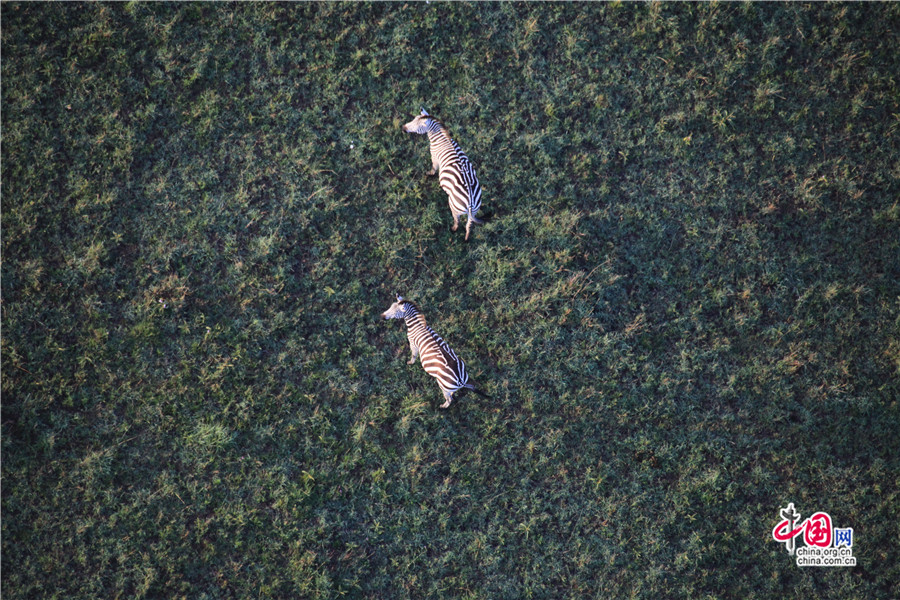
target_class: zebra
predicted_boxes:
[381,295,489,408]
[402,109,485,241]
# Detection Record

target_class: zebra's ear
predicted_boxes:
[396,294,404,303]
[420,108,429,116]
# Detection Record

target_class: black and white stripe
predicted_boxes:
[381,295,488,408]
[402,109,485,240]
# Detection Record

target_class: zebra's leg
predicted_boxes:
[440,390,454,409]
[427,165,438,176]
[407,340,419,365]
[451,213,459,232]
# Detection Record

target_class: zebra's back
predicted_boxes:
[439,151,482,217]
[435,140,481,214]
[410,322,468,393]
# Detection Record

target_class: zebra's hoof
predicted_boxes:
[407,359,416,365]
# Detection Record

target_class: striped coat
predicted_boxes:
[402,110,485,240]
[381,296,488,408]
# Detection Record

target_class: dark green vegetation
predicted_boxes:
[3,3,899,598]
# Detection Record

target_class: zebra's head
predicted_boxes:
[381,295,410,319]
[402,109,438,135]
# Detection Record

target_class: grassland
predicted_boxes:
[2,3,899,599]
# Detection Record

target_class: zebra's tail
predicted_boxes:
[465,210,487,240]
[470,207,494,225]
[464,382,492,399]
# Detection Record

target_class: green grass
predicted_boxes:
[2,3,899,599]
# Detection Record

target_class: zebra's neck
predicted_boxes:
[403,306,427,329]
[427,124,452,146]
